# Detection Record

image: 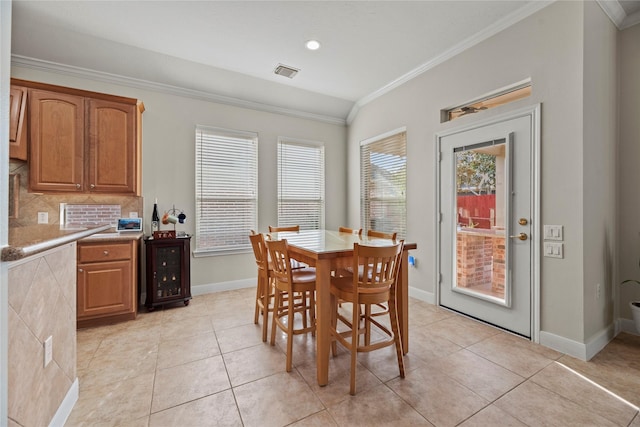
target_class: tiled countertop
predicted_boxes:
[3,224,113,261]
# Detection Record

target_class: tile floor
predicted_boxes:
[66,288,640,427]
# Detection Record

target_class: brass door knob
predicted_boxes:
[510,233,528,241]
[518,218,528,226]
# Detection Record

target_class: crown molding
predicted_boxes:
[597,0,627,28]
[346,0,553,124]
[11,55,347,126]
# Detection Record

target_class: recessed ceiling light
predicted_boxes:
[305,40,321,51]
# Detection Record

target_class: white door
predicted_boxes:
[437,107,539,338]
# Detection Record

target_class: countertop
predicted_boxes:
[3,224,113,261]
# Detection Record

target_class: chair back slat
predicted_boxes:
[265,239,294,290]
[249,233,268,272]
[353,241,404,295]
[366,229,397,240]
[269,225,300,232]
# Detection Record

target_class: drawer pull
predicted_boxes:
[78,268,83,273]
[103,250,109,256]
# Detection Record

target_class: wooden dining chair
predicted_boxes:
[269,225,300,232]
[339,226,362,235]
[266,238,317,372]
[329,240,405,395]
[366,229,397,240]
[249,231,274,342]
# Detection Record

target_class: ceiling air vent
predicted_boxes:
[274,64,299,79]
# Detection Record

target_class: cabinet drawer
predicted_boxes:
[78,242,132,263]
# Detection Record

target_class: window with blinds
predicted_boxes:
[360,130,407,239]
[277,138,325,230]
[195,126,258,255]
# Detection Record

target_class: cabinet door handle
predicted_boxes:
[90,184,95,189]
[103,250,109,256]
[78,268,83,273]
[76,183,81,189]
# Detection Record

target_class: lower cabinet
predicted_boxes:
[77,239,139,328]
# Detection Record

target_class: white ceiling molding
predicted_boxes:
[597,0,640,29]
[346,0,553,124]
[11,54,347,126]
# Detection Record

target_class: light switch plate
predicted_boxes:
[544,242,563,258]
[543,225,563,241]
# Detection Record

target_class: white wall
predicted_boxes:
[9,66,348,291]
[348,1,588,342]
[618,23,640,323]
[582,1,618,342]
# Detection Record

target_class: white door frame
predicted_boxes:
[435,104,541,343]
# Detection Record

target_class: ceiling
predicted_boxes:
[10,1,640,123]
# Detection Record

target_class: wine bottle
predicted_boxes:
[151,199,160,233]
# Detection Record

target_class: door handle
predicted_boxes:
[510,233,528,241]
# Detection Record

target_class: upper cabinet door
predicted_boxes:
[9,86,28,160]
[88,99,137,194]
[29,89,85,192]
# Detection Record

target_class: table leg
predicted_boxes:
[398,249,410,354]
[315,258,331,386]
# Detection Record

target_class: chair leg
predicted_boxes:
[310,290,316,337]
[350,299,360,396]
[364,304,372,346]
[270,290,280,346]
[330,293,338,356]
[286,295,295,372]
[254,276,262,324]
[261,279,270,342]
[388,298,405,378]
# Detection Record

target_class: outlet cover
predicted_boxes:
[129,212,138,218]
[38,212,49,224]
[544,242,563,258]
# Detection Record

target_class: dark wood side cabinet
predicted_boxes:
[145,236,192,310]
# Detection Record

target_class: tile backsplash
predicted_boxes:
[9,160,143,227]
[64,204,122,226]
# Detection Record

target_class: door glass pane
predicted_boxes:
[454,140,507,305]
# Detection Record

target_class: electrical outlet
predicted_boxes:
[37,212,49,224]
[543,242,563,258]
[44,336,53,367]
[129,212,138,218]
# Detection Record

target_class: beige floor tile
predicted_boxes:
[631,414,640,427]
[296,351,383,407]
[210,308,255,332]
[407,327,462,363]
[495,381,620,427]
[458,405,528,427]
[289,409,338,426]
[80,341,158,389]
[467,332,557,377]
[157,330,221,369]
[223,343,287,386]
[149,390,242,427]
[357,344,422,382]
[114,416,150,427]
[234,370,324,427]
[530,361,638,426]
[387,367,488,427]
[327,384,433,426]
[151,355,230,413]
[66,372,154,427]
[427,315,502,348]
[216,322,266,354]
[428,348,524,401]
[159,314,214,341]
[158,297,212,322]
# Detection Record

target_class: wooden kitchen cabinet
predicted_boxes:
[9,85,28,160]
[77,240,139,328]
[145,237,192,310]
[17,79,143,195]
[28,89,85,192]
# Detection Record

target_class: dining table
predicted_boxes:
[269,229,417,386]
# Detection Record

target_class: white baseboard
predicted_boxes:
[539,323,617,361]
[190,278,254,296]
[49,378,78,427]
[618,317,639,335]
[409,286,436,304]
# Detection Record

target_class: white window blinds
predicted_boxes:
[277,139,325,230]
[195,126,258,255]
[361,130,407,239]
